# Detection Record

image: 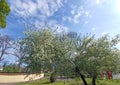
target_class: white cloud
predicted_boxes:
[84,21,89,24]
[91,27,96,31]
[73,12,81,23]
[71,10,75,15]
[67,17,72,22]
[96,0,107,4]
[64,0,68,3]
[116,42,120,47]
[85,11,90,17]
[116,42,120,50]
[63,4,91,24]
[62,16,72,22]
[101,32,108,36]
[9,0,37,17]
[96,0,100,4]
[47,20,58,27]
[87,0,106,5]
[69,5,83,23]
[9,0,64,18]
[56,25,69,33]
[34,20,69,34]
[62,17,66,21]
[45,21,69,33]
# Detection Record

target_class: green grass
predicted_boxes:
[44,73,51,77]
[16,78,120,85]
[96,79,120,85]
[16,78,80,85]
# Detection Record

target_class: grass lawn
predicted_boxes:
[16,78,120,85]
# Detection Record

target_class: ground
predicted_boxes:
[0,84,15,85]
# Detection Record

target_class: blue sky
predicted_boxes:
[1,0,120,39]
[1,0,120,64]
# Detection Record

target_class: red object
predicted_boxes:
[106,70,112,79]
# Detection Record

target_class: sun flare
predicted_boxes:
[115,0,120,13]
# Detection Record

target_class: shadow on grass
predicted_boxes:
[41,81,51,84]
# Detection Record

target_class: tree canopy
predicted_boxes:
[14,27,120,85]
[0,0,10,28]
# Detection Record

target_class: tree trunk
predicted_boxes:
[80,73,88,85]
[75,67,88,85]
[92,75,97,85]
[50,70,57,83]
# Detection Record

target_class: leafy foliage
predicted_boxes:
[3,64,20,72]
[19,29,54,73]
[74,34,120,85]
[0,0,10,28]
[17,27,120,85]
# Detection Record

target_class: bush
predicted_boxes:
[3,64,20,72]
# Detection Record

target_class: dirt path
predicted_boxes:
[0,84,15,85]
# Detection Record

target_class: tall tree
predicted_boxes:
[50,33,74,82]
[0,0,10,28]
[18,28,75,82]
[19,28,54,73]
[73,34,94,85]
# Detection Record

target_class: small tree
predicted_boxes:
[0,0,10,28]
